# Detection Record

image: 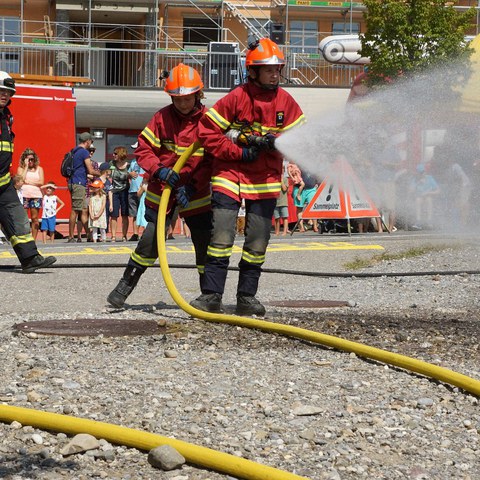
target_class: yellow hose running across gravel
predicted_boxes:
[0,404,306,480]
[1,142,479,480]
[157,141,480,403]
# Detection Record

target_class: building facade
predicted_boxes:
[1,0,478,160]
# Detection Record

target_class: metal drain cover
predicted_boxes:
[14,319,166,337]
[266,300,350,308]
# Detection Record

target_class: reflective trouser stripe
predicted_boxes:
[0,172,10,187]
[201,193,276,296]
[130,251,156,267]
[0,141,13,152]
[126,206,174,270]
[10,233,34,247]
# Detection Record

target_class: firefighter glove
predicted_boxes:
[155,167,180,187]
[176,184,196,209]
[254,133,276,150]
[241,146,259,163]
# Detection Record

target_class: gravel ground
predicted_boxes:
[0,233,479,479]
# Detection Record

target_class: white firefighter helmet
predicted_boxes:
[0,71,16,95]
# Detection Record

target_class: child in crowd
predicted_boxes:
[13,174,24,204]
[98,162,114,238]
[40,182,65,243]
[273,174,290,235]
[88,179,107,242]
[236,199,246,235]
[136,176,148,238]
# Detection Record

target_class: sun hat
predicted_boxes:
[90,179,104,189]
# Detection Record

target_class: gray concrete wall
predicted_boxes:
[75,87,350,131]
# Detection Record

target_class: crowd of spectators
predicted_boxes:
[6,128,478,245]
[0,134,150,245]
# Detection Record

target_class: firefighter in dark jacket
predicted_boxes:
[191,38,305,316]
[0,71,56,273]
[107,64,212,308]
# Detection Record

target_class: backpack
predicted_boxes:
[60,147,77,179]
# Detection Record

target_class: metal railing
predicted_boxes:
[1,19,363,88]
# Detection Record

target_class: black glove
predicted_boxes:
[241,146,259,163]
[175,184,196,209]
[261,133,276,150]
[248,133,276,151]
[155,167,180,187]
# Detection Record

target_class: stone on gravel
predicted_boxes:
[148,444,186,470]
[60,433,101,455]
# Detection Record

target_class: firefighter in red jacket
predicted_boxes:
[107,64,212,308]
[0,71,56,273]
[191,38,305,316]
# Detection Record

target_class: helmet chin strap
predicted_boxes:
[251,77,279,91]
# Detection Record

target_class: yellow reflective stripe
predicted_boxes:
[212,177,281,196]
[146,189,161,206]
[211,176,240,196]
[206,108,230,130]
[281,114,306,132]
[141,126,161,148]
[197,264,205,274]
[10,233,34,247]
[241,250,265,264]
[0,141,13,152]
[179,194,211,214]
[239,182,281,195]
[165,144,204,156]
[249,115,305,135]
[140,133,204,157]
[250,123,280,135]
[0,172,11,187]
[207,245,233,258]
[131,251,156,267]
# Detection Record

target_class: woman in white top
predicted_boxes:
[17,148,45,240]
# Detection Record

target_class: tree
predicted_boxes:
[360,0,475,87]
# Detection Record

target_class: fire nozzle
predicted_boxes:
[246,134,276,151]
[225,129,276,151]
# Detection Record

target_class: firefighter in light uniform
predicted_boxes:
[191,38,305,316]
[107,64,212,308]
[0,71,56,273]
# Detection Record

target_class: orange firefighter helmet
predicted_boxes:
[245,38,285,67]
[164,63,203,96]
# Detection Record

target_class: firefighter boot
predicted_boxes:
[22,255,57,274]
[107,265,145,308]
[235,294,266,317]
[190,293,224,313]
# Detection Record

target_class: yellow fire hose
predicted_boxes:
[157,141,480,399]
[0,141,479,480]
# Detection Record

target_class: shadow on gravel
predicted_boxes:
[273,310,480,368]
[0,453,78,477]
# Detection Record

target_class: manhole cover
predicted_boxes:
[266,300,350,308]
[14,319,167,337]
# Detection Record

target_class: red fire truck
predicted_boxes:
[9,82,77,223]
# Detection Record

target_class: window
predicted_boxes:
[0,16,20,43]
[289,21,318,54]
[332,22,360,35]
[183,17,219,47]
[0,16,20,72]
